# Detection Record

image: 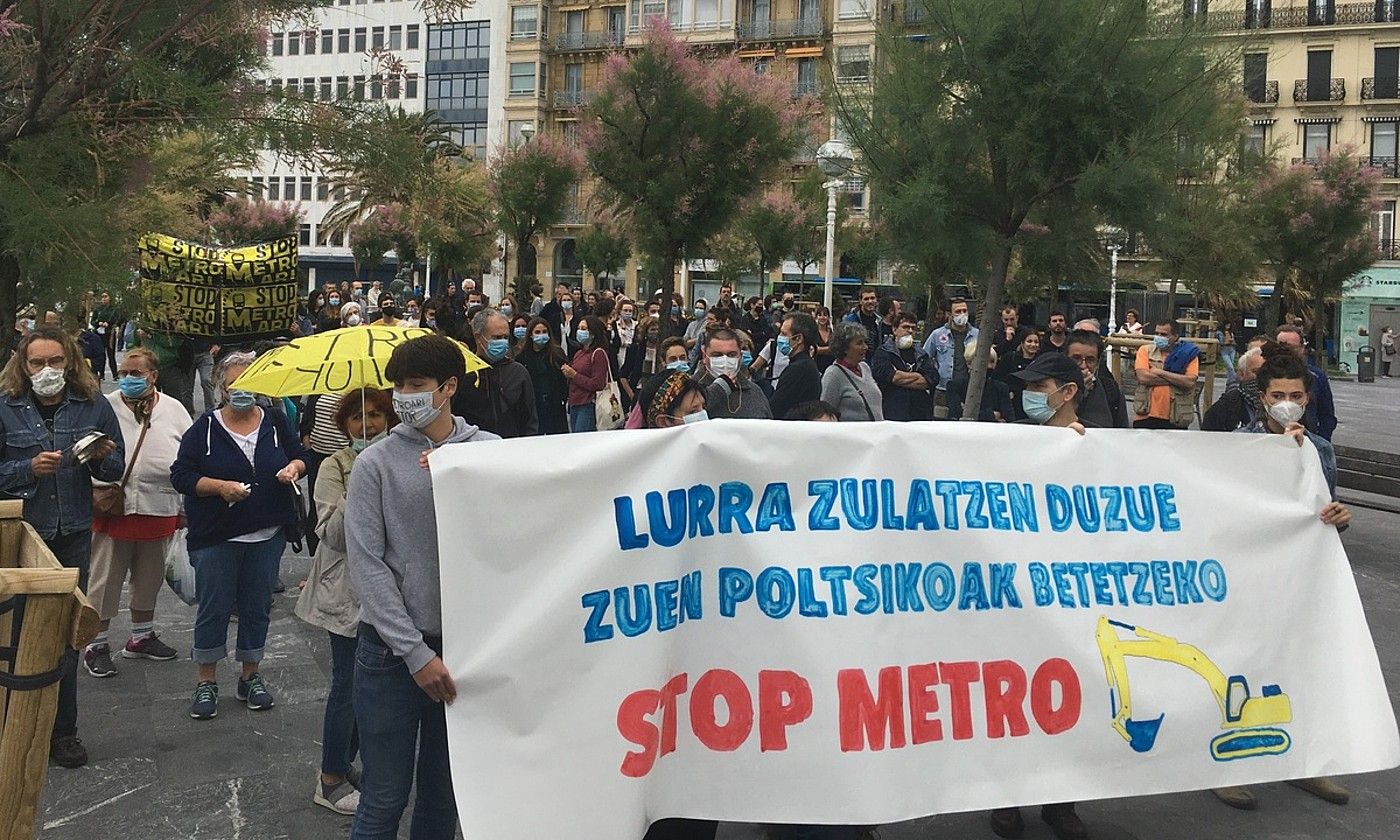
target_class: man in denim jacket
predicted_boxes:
[0,326,124,768]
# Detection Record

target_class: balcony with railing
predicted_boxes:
[553,89,588,109]
[737,17,826,40]
[1245,80,1279,104]
[1363,77,1400,100]
[1378,237,1400,259]
[1369,156,1400,177]
[1293,78,1345,103]
[791,79,820,99]
[554,30,625,51]
[1153,2,1400,34]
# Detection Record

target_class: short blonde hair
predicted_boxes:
[964,341,996,365]
[122,347,161,373]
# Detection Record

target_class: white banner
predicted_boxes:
[432,421,1399,838]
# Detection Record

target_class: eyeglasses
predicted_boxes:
[26,355,66,370]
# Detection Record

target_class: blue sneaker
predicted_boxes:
[236,672,275,711]
[190,681,218,720]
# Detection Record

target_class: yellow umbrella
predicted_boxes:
[230,325,488,397]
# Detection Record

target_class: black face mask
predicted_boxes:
[382,306,397,319]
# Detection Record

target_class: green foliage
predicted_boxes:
[838,223,883,283]
[576,224,632,284]
[789,170,842,282]
[704,229,758,288]
[738,190,804,281]
[842,0,1244,415]
[584,27,808,334]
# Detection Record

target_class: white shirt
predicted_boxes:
[216,409,281,544]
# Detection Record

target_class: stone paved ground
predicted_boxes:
[31,378,1400,839]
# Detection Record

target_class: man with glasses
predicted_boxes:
[1066,330,1129,429]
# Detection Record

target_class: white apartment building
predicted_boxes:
[243,0,508,292]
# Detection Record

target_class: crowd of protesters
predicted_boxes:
[1,277,1356,840]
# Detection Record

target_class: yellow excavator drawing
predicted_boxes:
[1095,616,1293,762]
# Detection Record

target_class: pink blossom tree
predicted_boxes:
[1252,149,1380,363]
[488,135,583,294]
[582,25,809,334]
[206,196,303,246]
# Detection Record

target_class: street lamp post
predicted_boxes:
[817,140,855,312]
[1107,242,1121,334]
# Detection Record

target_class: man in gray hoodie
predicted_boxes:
[346,335,500,840]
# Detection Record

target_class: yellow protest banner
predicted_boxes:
[137,233,299,340]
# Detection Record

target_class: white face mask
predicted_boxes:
[1266,399,1305,426]
[708,355,740,379]
[952,313,969,328]
[30,366,66,398]
[896,334,915,350]
[392,385,446,429]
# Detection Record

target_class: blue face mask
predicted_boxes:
[532,333,550,347]
[513,326,527,340]
[666,360,690,372]
[694,307,705,318]
[228,389,257,410]
[576,330,591,344]
[741,350,753,367]
[1153,335,1170,349]
[682,409,709,424]
[118,375,150,399]
[1021,384,1067,424]
[776,335,793,356]
[485,338,511,361]
[500,304,513,317]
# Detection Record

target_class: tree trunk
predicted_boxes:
[656,245,680,340]
[1267,269,1288,331]
[0,251,18,366]
[962,240,1014,421]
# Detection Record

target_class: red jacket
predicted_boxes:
[567,347,610,407]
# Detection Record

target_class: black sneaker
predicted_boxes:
[190,681,219,720]
[50,735,88,768]
[236,672,275,711]
[83,644,117,678]
[122,633,178,661]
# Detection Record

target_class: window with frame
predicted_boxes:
[428,21,491,63]
[302,77,315,99]
[389,25,402,50]
[427,73,489,114]
[304,31,316,54]
[1303,122,1331,159]
[372,27,385,50]
[317,179,330,201]
[271,32,283,56]
[300,224,312,247]
[250,177,264,199]
[512,6,540,39]
[267,177,281,200]
[836,45,870,80]
[508,119,531,144]
[407,25,420,49]
[838,0,870,20]
[320,77,333,100]
[354,28,367,52]
[286,78,300,96]
[338,29,350,52]
[388,75,401,99]
[406,73,419,99]
[1372,120,1398,164]
[353,75,366,100]
[322,29,334,53]
[283,176,297,199]
[1246,123,1267,155]
[510,61,536,95]
[287,32,300,55]
[371,75,384,99]
[630,0,667,30]
[1243,53,1268,102]
[300,177,313,201]
[337,76,350,99]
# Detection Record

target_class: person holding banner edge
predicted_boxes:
[1212,344,1352,812]
[345,335,500,840]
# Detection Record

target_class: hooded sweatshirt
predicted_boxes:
[346,417,500,673]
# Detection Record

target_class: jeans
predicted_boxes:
[568,403,596,433]
[322,631,359,777]
[351,627,457,840]
[190,535,285,664]
[47,530,91,740]
[158,364,196,418]
[195,351,217,414]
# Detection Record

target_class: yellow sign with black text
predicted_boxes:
[138,233,299,340]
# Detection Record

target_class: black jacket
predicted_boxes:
[770,352,822,419]
[451,359,538,439]
[870,338,939,421]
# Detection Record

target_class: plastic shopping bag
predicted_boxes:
[164,528,197,605]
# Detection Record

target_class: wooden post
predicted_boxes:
[0,500,97,840]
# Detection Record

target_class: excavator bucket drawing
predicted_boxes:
[1096,616,1293,761]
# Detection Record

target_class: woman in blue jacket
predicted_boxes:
[171,350,307,721]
